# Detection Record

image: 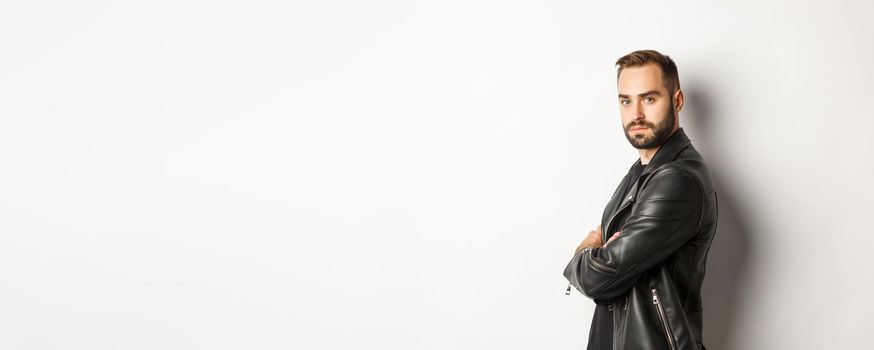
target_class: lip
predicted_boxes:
[630,127,648,131]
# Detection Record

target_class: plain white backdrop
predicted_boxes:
[1,1,872,349]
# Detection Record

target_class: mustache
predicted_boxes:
[627,122,652,130]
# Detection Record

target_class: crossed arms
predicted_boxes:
[564,165,704,300]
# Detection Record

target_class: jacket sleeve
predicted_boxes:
[564,165,703,300]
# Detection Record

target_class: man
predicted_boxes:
[563,50,718,350]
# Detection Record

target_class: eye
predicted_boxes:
[620,99,630,105]
[644,97,655,103]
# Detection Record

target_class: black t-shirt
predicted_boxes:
[587,159,646,350]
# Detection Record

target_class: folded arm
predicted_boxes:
[564,165,704,300]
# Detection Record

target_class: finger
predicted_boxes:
[608,232,621,242]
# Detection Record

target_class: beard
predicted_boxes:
[623,102,676,149]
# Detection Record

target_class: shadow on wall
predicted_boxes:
[684,86,756,350]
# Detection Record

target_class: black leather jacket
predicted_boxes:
[564,127,718,350]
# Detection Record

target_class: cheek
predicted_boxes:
[646,104,669,118]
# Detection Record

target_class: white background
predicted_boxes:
[1,1,872,349]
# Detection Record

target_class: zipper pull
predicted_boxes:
[651,288,659,304]
[608,302,614,311]
[565,283,572,295]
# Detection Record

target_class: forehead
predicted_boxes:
[617,63,666,95]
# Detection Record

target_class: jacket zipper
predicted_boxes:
[564,247,618,295]
[587,252,616,273]
[651,287,676,350]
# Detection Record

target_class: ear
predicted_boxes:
[673,89,684,112]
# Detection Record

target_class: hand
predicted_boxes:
[606,231,621,245]
[575,227,622,253]
[575,225,603,253]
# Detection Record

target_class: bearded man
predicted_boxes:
[564,49,719,350]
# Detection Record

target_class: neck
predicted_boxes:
[638,148,658,165]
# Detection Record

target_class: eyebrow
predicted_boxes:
[618,90,662,99]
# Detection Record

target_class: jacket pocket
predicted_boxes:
[651,287,676,350]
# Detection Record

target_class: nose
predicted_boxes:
[630,102,645,121]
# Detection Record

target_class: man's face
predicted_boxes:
[617,63,677,149]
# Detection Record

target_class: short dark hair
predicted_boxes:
[615,50,681,96]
